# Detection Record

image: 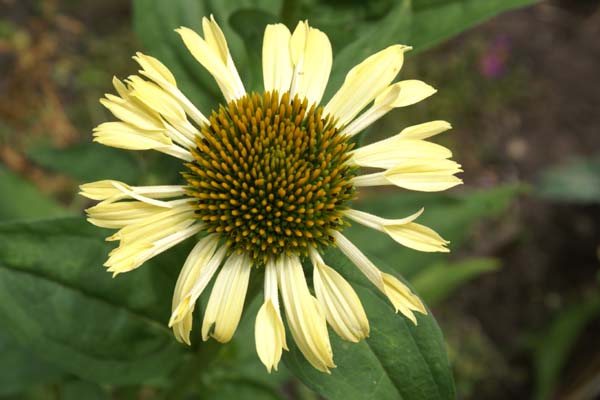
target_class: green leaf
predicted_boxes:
[27,143,141,184]
[0,166,68,222]
[0,330,64,395]
[346,184,523,277]
[533,295,600,400]
[537,156,600,204]
[62,381,109,400]
[0,217,189,384]
[411,258,500,306]
[284,251,455,400]
[408,0,539,51]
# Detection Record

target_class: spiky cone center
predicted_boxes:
[183,91,357,264]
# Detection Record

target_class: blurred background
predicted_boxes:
[1,0,599,399]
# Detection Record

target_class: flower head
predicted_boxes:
[81,16,462,373]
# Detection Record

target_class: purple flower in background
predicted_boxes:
[479,35,511,79]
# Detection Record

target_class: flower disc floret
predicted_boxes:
[183,91,357,264]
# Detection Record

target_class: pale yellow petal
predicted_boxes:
[169,236,222,344]
[324,45,411,126]
[255,300,288,372]
[127,76,186,123]
[92,121,172,150]
[100,94,163,131]
[351,139,452,169]
[399,120,452,140]
[289,22,332,105]
[383,222,449,253]
[311,250,369,342]
[381,272,427,324]
[383,159,463,192]
[333,232,427,323]
[176,23,245,101]
[133,52,176,86]
[278,256,335,373]
[202,253,251,343]
[85,201,164,229]
[384,80,437,108]
[262,24,293,94]
[345,208,449,253]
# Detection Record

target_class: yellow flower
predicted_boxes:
[81,16,462,373]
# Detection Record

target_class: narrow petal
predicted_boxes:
[289,21,332,106]
[176,20,245,102]
[381,273,427,324]
[255,260,288,372]
[169,235,222,344]
[387,80,437,108]
[255,300,288,372]
[324,45,411,126]
[262,24,293,94]
[105,223,203,275]
[351,139,452,169]
[132,52,176,86]
[343,80,437,137]
[277,256,335,373]
[353,158,463,192]
[399,120,452,140]
[100,81,163,131]
[127,76,186,124]
[85,200,165,229]
[202,253,251,343]
[80,180,186,205]
[345,208,449,253]
[170,245,228,343]
[134,52,209,127]
[93,122,171,149]
[333,232,427,324]
[310,250,369,342]
[92,121,193,161]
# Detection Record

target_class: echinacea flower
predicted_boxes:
[81,16,462,373]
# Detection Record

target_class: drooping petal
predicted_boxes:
[92,122,192,161]
[86,200,166,229]
[79,180,187,206]
[310,249,369,342]
[353,158,463,192]
[289,21,332,106]
[333,232,427,324]
[255,301,288,372]
[105,223,203,275]
[277,256,335,373]
[255,260,288,372]
[351,139,451,169]
[398,120,453,140]
[324,45,411,126]
[202,253,251,343]
[169,235,223,344]
[345,208,449,253]
[262,24,293,94]
[343,80,437,137]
